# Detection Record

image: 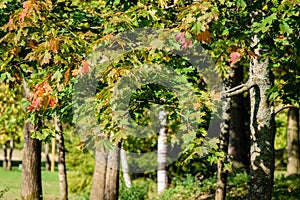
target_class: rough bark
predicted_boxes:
[90,149,108,200]
[157,109,168,194]
[7,137,14,170]
[286,107,300,176]
[21,120,43,200]
[54,114,68,200]
[215,85,231,200]
[248,33,275,199]
[228,65,249,169]
[45,143,51,171]
[21,79,43,200]
[120,148,131,188]
[105,147,120,200]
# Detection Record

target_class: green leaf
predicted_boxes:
[279,22,293,34]
[253,13,277,33]
[191,22,205,35]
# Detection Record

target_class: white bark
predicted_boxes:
[120,149,131,188]
[157,109,168,194]
[51,133,56,172]
[8,137,14,170]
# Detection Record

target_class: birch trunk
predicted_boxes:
[157,109,168,194]
[54,114,68,200]
[7,137,14,170]
[248,33,275,199]
[2,143,7,169]
[121,148,131,188]
[286,107,300,176]
[51,135,56,172]
[45,143,51,171]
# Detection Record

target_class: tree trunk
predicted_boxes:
[51,135,56,172]
[286,107,300,176]
[248,33,275,199]
[45,143,51,171]
[105,147,120,200]
[215,84,231,200]
[21,120,43,200]
[157,109,168,194]
[7,137,14,170]
[228,65,249,169]
[90,149,108,200]
[54,114,68,200]
[21,79,43,200]
[2,143,7,169]
[120,148,131,188]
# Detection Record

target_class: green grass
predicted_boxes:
[0,167,60,200]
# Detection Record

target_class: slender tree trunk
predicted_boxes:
[21,120,43,200]
[228,65,249,169]
[45,143,51,171]
[7,137,14,170]
[286,107,300,176]
[120,149,131,188]
[215,84,231,200]
[54,114,68,200]
[105,147,120,200]
[2,143,7,169]
[90,149,108,200]
[248,33,275,199]
[51,135,56,172]
[21,79,43,200]
[158,109,168,194]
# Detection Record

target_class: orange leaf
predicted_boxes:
[28,39,38,48]
[49,38,59,53]
[196,30,211,43]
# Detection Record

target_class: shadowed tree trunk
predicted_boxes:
[54,113,68,200]
[21,79,42,200]
[21,120,42,200]
[158,109,168,194]
[286,107,300,176]
[228,65,249,169]
[215,83,231,200]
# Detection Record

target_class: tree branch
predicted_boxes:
[222,81,254,98]
[274,104,296,115]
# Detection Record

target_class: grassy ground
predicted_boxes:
[0,167,60,200]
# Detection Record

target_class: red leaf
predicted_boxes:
[80,60,90,76]
[228,52,241,67]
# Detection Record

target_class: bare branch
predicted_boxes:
[222,81,254,98]
[274,104,296,115]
